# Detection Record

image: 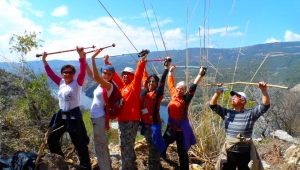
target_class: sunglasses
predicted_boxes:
[63,71,75,75]
[147,80,157,84]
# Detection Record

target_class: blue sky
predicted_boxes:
[0,0,299,62]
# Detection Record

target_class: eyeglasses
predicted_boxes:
[63,71,75,75]
[147,80,157,84]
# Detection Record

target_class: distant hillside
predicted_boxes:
[1,41,300,96]
[0,68,24,111]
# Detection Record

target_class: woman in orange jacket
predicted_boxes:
[104,50,148,170]
[162,65,206,170]
[140,57,171,170]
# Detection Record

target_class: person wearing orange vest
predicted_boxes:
[140,56,171,170]
[104,50,148,170]
[162,65,206,170]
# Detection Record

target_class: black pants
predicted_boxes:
[47,119,91,169]
[222,151,251,170]
[164,131,189,170]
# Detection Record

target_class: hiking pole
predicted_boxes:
[175,66,202,68]
[35,125,64,170]
[204,82,289,89]
[85,43,116,54]
[36,46,96,57]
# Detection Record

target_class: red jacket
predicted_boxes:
[111,61,146,122]
[167,74,189,121]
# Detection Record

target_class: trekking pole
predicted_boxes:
[204,82,289,89]
[85,43,116,54]
[35,125,64,170]
[36,46,96,57]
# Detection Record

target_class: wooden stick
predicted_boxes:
[35,125,64,170]
[204,81,289,89]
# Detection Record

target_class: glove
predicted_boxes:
[138,49,150,57]
[164,58,172,66]
[199,67,207,77]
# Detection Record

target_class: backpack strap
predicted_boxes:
[102,87,110,131]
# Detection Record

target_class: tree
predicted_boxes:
[248,84,300,137]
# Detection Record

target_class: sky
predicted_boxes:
[0,0,299,62]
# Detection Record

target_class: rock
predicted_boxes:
[37,153,69,170]
[190,163,204,170]
[134,140,147,152]
[110,122,119,129]
[253,138,262,142]
[270,130,298,144]
[261,161,271,169]
[111,156,121,170]
[284,144,300,165]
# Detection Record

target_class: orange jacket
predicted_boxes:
[167,74,190,121]
[112,61,146,122]
[140,90,163,124]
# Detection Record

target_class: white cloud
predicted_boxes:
[0,0,43,61]
[284,30,300,41]
[142,10,154,18]
[52,6,68,17]
[265,37,280,43]
[0,1,184,62]
[26,16,177,61]
[224,31,243,37]
[198,26,240,37]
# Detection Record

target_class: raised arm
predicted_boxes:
[193,66,206,85]
[167,65,176,96]
[76,46,86,86]
[132,50,148,88]
[210,83,225,105]
[142,67,148,89]
[156,57,171,95]
[104,55,124,88]
[86,61,94,80]
[42,52,61,85]
[258,81,270,105]
[91,49,112,90]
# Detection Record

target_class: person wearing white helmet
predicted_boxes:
[104,50,148,170]
[209,82,270,170]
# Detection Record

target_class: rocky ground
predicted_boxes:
[36,136,300,170]
[1,131,300,170]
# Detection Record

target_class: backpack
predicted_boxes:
[103,82,123,120]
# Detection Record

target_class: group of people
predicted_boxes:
[42,47,270,170]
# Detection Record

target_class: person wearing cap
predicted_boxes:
[86,48,115,170]
[162,65,207,170]
[42,47,91,170]
[209,82,270,170]
[104,50,148,170]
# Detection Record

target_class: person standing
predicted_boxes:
[209,82,270,170]
[140,57,171,170]
[104,50,148,170]
[42,47,91,170]
[86,49,114,170]
[163,65,206,170]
